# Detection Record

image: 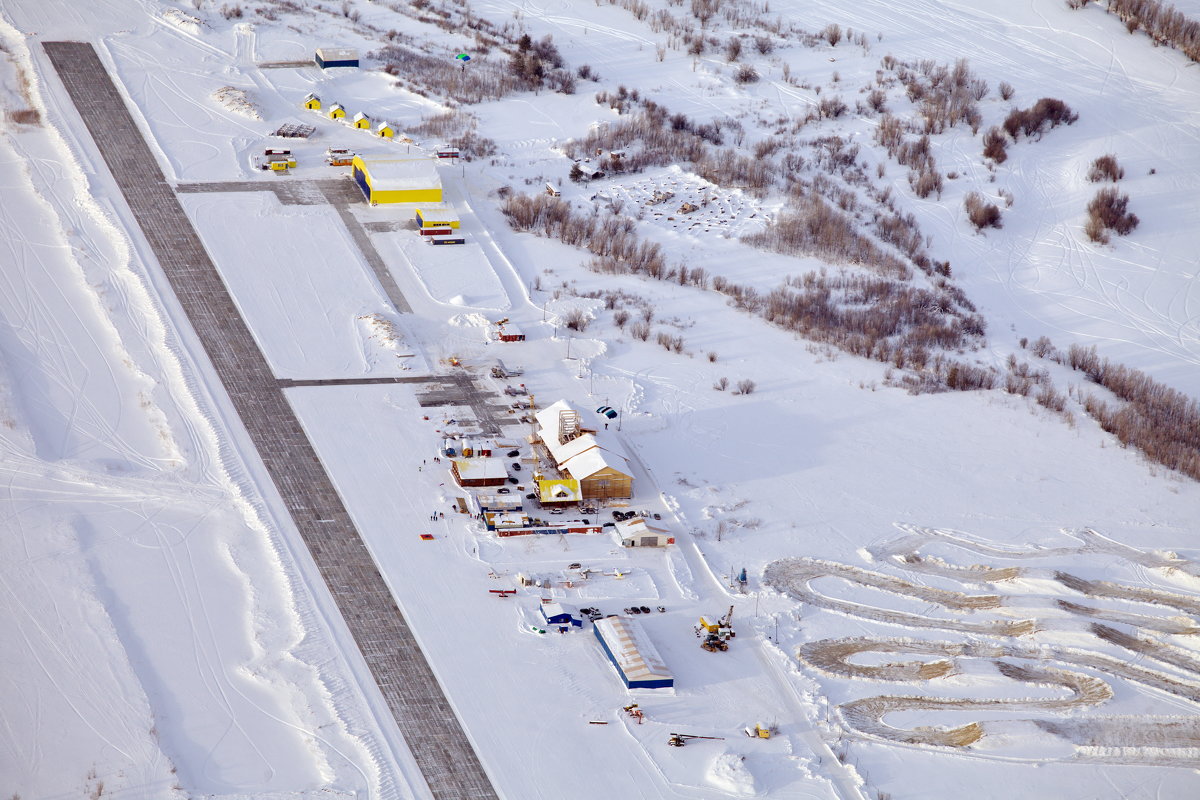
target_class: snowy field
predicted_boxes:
[3,0,1200,798]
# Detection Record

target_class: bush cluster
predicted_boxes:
[982,127,1008,163]
[503,193,986,394]
[1084,188,1139,243]
[1066,345,1200,480]
[1087,154,1124,182]
[1002,98,1078,140]
[964,192,1002,231]
[1105,0,1200,62]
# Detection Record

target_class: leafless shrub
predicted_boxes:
[1086,188,1139,242]
[998,80,1015,100]
[220,3,243,18]
[5,109,39,125]
[1068,344,1200,480]
[735,379,757,395]
[909,166,944,199]
[818,95,847,118]
[714,376,730,391]
[1087,154,1125,182]
[1003,97,1078,140]
[707,351,718,362]
[735,64,760,84]
[875,114,904,154]
[866,89,888,113]
[1036,385,1068,413]
[376,45,519,104]
[726,36,744,61]
[450,130,498,160]
[614,309,630,328]
[630,320,651,341]
[822,23,843,46]
[1029,335,1057,358]
[745,194,911,278]
[655,331,685,352]
[1066,0,1089,8]
[964,192,1003,231]
[754,35,775,55]
[577,63,598,81]
[564,308,589,331]
[982,127,1008,162]
[1106,0,1200,63]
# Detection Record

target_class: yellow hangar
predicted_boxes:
[351,156,443,204]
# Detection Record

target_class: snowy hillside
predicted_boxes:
[2,0,1199,799]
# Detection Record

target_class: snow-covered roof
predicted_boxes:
[352,111,369,121]
[538,478,580,503]
[452,457,507,481]
[593,617,672,686]
[316,47,359,61]
[560,443,630,481]
[416,205,459,222]
[541,602,576,620]
[357,157,441,191]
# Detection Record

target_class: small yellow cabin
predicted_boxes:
[376,121,396,138]
[328,103,345,120]
[352,111,370,129]
[303,92,321,110]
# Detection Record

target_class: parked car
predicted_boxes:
[507,476,519,484]
[550,508,564,515]
[497,487,511,494]
[507,449,520,458]
[511,463,521,471]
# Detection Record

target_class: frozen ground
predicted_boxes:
[2,0,1200,798]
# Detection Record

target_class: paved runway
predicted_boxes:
[44,41,498,800]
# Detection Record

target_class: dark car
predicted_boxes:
[507,449,520,458]
[507,476,519,484]
[497,487,511,494]
[511,463,521,471]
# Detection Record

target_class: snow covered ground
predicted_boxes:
[3,0,1200,799]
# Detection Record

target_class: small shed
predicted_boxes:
[427,234,466,246]
[593,617,673,689]
[303,92,321,110]
[352,156,443,204]
[352,111,371,129]
[476,494,523,512]
[484,511,531,531]
[450,457,509,487]
[496,323,525,342]
[617,517,675,548]
[541,602,582,628]
[315,48,359,69]
[436,145,460,159]
[376,121,396,138]
[545,182,561,197]
[415,205,461,229]
[328,103,346,120]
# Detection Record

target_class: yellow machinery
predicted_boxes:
[745,723,771,739]
[697,606,735,637]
